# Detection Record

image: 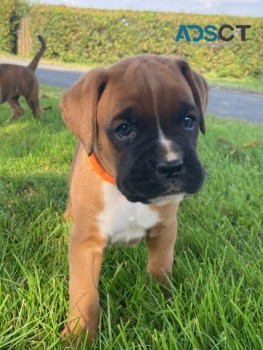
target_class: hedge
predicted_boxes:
[0,0,29,52]
[29,5,263,79]
[2,3,263,79]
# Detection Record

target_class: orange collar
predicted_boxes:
[89,154,116,185]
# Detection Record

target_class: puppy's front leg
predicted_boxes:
[146,205,179,286]
[146,221,177,286]
[62,228,106,343]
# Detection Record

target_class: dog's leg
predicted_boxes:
[62,230,106,343]
[146,219,177,287]
[8,96,24,120]
[26,95,41,119]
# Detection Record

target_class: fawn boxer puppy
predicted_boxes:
[60,55,208,343]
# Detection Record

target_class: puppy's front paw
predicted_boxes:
[61,317,96,347]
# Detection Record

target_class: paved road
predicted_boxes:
[1,57,263,124]
[207,87,263,124]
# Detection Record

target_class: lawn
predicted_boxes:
[0,85,262,350]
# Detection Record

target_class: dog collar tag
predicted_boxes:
[89,154,116,185]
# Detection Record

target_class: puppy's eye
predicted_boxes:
[182,116,195,129]
[115,123,133,138]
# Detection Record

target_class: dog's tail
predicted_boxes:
[27,34,46,71]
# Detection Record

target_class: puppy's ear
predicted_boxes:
[60,68,108,155]
[177,59,208,134]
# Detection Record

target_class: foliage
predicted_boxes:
[1,2,262,79]
[28,5,263,79]
[0,0,30,53]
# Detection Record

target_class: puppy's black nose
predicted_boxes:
[156,159,184,178]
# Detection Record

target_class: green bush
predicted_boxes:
[0,0,30,52]
[0,0,16,52]
[29,5,263,79]
[2,2,262,79]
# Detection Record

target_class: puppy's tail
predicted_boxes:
[27,34,46,71]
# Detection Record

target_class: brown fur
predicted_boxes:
[60,55,208,344]
[0,35,46,120]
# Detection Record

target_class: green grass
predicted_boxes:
[0,85,262,349]
[206,75,263,93]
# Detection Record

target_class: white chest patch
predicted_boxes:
[98,183,160,244]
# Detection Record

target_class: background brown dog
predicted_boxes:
[0,35,46,120]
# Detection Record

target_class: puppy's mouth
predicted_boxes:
[116,160,205,204]
[117,177,186,204]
